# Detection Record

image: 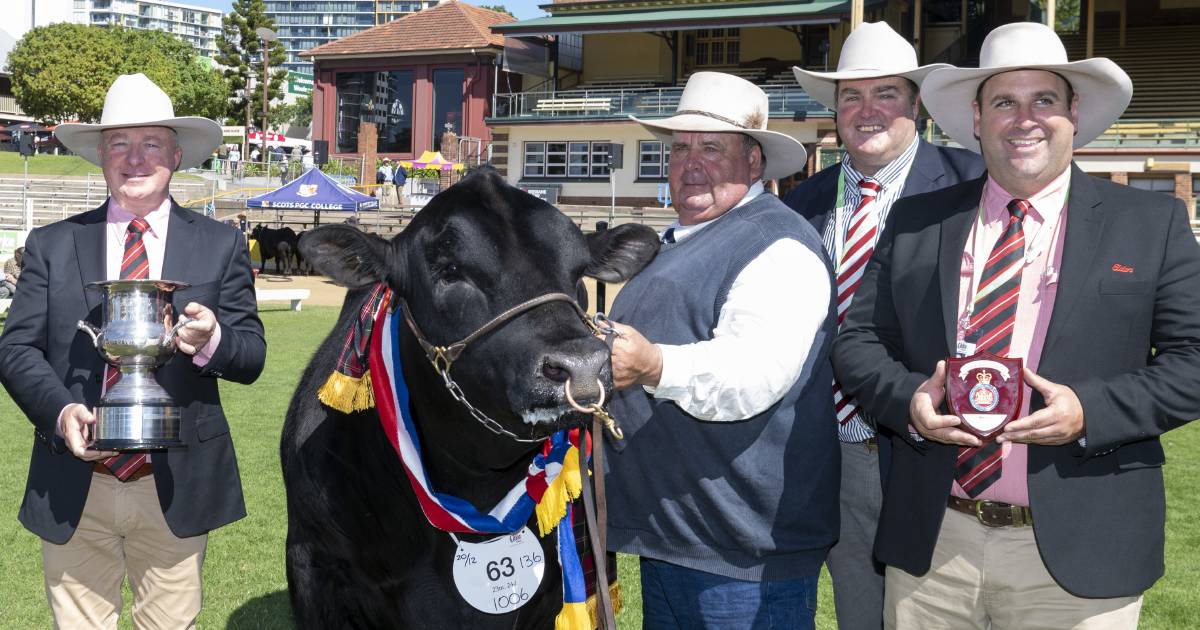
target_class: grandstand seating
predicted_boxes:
[1061,25,1200,119]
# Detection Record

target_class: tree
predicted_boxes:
[477,4,511,15]
[216,0,288,132]
[273,94,313,129]
[6,23,226,123]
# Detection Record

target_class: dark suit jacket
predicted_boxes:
[783,140,985,482]
[0,201,266,544]
[783,139,985,240]
[832,164,1200,598]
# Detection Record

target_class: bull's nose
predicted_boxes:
[541,342,609,405]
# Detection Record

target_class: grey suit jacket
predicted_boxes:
[0,201,266,543]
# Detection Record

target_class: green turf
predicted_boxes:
[0,306,1196,628]
[0,152,104,177]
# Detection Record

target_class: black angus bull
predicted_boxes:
[251,224,298,275]
[282,167,658,629]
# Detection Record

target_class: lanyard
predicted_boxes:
[831,167,850,271]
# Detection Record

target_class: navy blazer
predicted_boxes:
[832,165,1200,598]
[783,139,985,238]
[0,201,266,544]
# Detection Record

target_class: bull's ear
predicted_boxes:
[584,223,659,283]
[299,225,392,288]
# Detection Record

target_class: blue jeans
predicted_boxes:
[639,557,819,630]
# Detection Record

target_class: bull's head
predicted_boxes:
[300,167,658,445]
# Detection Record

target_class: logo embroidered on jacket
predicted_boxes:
[1111,263,1134,273]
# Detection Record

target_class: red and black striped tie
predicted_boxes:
[102,218,151,479]
[955,199,1030,498]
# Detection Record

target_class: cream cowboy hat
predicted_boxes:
[55,73,223,170]
[921,22,1132,152]
[630,71,807,181]
[792,22,950,111]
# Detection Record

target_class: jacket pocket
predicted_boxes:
[195,413,231,441]
[174,280,220,304]
[1116,439,1165,470]
[1099,278,1152,295]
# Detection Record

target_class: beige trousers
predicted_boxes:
[41,472,208,630]
[886,509,1142,630]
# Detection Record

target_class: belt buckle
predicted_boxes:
[974,500,1005,527]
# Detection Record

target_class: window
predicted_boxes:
[524,141,612,179]
[432,68,465,152]
[335,70,414,154]
[687,28,740,67]
[639,140,668,179]
[1129,176,1176,196]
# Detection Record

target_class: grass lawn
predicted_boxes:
[0,152,103,177]
[0,152,202,179]
[0,306,1196,628]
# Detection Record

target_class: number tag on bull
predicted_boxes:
[452,526,545,614]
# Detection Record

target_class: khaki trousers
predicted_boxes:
[885,508,1141,630]
[41,472,208,630]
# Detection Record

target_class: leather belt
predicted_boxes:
[93,462,154,482]
[841,436,879,451]
[947,496,1032,528]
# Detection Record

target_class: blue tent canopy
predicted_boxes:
[246,168,379,211]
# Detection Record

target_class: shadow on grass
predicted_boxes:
[226,589,295,630]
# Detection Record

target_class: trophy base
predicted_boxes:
[91,438,183,451]
[94,403,184,452]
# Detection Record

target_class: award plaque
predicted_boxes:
[945,353,1024,442]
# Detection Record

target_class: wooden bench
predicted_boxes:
[256,288,311,312]
[533,97,612,113]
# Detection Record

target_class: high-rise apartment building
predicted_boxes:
[266,0,441,76]
[84,0,223,58]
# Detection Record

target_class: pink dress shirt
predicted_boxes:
[950,168,1072,507]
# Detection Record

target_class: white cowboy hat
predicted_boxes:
[55,73,222,170]
[630,71,807,181]
[921,22,1132,152]
[792,22,950,110]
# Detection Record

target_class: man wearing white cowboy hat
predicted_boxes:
[832,21,1200,628]
[0,73,265,628]
[785,21,983,630]
[602,71,839,629]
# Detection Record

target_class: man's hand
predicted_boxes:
[607,321,663,390]
[174,302,217,355]
[910,360,980,447]
[998,368,1085,445]
[58,404,119,461]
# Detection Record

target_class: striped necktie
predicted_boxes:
[102,218,151,480]
[955,199,1030,498]
[832,179,881,431]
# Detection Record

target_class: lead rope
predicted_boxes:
[587,318,621,630]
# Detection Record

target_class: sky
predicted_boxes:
[183,0,549,20]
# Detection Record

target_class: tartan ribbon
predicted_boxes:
[316,283,391,412]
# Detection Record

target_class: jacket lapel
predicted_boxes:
[74,203,110,311]
[938,176,987,355]
[161,201,198,283]
[1039,164,1104,363]
[900,140,947,198]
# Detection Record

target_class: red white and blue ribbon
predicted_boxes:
[366,303,591,628]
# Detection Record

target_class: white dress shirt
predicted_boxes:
[649,182,832,422]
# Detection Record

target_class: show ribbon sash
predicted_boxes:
[317,283,391,413]
[366,302,590,629]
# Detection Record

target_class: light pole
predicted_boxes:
[255,27,278,170]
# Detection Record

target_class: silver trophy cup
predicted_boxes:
[77,279,192,450]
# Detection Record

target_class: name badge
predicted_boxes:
[452,526,545,614]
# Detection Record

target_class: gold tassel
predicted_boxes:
[535,445,583,536]
[317,370,377,413]
[555,601,591,630]
[586,583,624,628]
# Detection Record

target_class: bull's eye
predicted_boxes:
[435,261,462,283]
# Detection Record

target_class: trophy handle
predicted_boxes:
[162,315,195,347]
[76,321,102,349]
